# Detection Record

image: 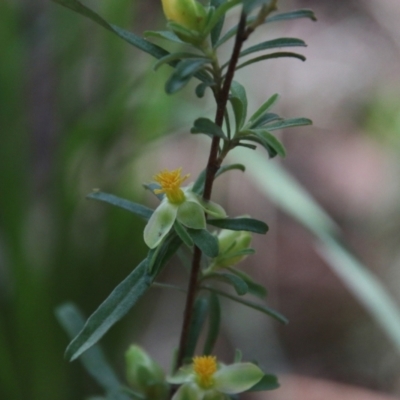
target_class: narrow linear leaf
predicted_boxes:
[210,0,225,46]
[265,9,317,23]
[230,81,248,128]
[149,233,183,277]
[56,303,128,398]
[240,136,274,157]
[51,0,169,59]
[236,143,258,150]
[227,267,268,299]
[65,260,151,361]
[191,117,227,140]
[264,117,312,131]
[208,217,268,234]
[202,286,288,324]
[51,0,211,85]
[144,30,184,44]
[166,59,211,94]
[203,292,221,355]
[216,163,246,178]
[154,53,209,71]
[185,297,209,358]
[229,96,245,133]
[87,191,153,220]
[247,374,280,392]
[248,94,279,126]
[251,129,286,157]
[205,272,249,296]
[234,349,242,363]
[195,82,211,98]
[240,38,307,58]
[249,113,281,129]
[204,0,241,37]
[187,229,219,258]
[142,183,163,201]
[236,52,306,71]
[174,220,194,247]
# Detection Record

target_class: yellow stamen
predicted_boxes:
[153,167,189,204]
[193,355,217,389]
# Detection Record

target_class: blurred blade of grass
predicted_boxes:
[1,0,179,399]
[231,148,400,352]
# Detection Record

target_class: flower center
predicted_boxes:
[153,168,189,204]
[193,356,217,389]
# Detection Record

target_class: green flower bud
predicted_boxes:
[125,345,169,399]
[213,229,252,269]
[161,0,207,32]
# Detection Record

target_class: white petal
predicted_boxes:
[143,201,178,248]
[177,201,206,229]
[213,363,263,394]
[188,195,226,218]
[167,365,194,385]
[172,383,202,400]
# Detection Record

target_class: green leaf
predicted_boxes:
[230,81,247,130]
[206,272,249,296]
[208,217,268,234]
[204,0,241,37]
[248,94,279,126]
[149,233,182,277]
[236,51,306,71]
[265,9,317,23]
[154,53,210,71]
[56,304,131,400]
[187,229,219,257]
[203,286,288,324]
[195,82,210,98]
[203,292,221,355]
[143,183,163,200]
[264,117,313,131]
[174,220,194,247]
[87,191,153,220]
[51,0,170,60]
[246,373,280,391]
[249,113,281,129]
[234,349,242,363]
[144,30,184,44]
[240,136,273,157]
[210,0,225,46]
[227,267,268,299]
[166,59,211,94]
[240,38,307,58]
[191,117,227,139]
[185,297,209,358]
[251,129,286,157]
[65,260,151,361]
[216,163,246,177]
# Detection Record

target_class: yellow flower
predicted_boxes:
[193,356,217,389]
[143,168,227,249]
[153,168,189,204]
[161,0,207,32]
[168,355,264,400]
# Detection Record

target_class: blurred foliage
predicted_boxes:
[363,89,400,151]
[0,1,180,399]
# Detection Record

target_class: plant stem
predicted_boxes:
[175,12,248,372]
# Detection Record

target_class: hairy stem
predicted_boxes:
[175,12,248,372]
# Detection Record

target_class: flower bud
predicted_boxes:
[125,345,169,399]
[161,0,207,32]
[213,229,252,269]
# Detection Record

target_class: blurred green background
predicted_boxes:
[1,0,400,399]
